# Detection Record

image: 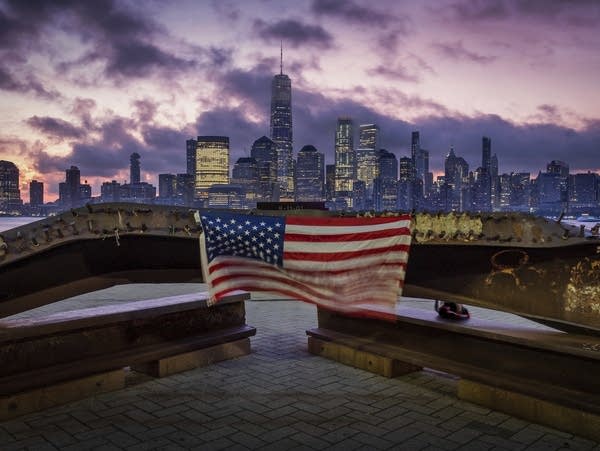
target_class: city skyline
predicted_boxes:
[0,0,599,201]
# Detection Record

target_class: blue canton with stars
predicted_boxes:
[200,211,286,267]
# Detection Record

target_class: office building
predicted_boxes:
[334,117,355,207]
[59,165,81,208]
[159,174,177,199]
[356,124,379,201]
[325,164,335,201]
[29,180,44,207]
[195,136,230,200]
[101,181,121,203]
[295,145,324,202]
[373,149,398,211]
[232,157,260,207]
[270,47,294,198]
[130,152,141,184]
[0,160,22,213]
[186,139,197,176]
[569,173,597,210]
[251,136,278,201]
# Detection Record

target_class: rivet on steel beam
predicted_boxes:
[69,222,79,235]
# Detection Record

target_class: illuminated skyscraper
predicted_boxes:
[0,160,22,213]
[373,149,397,211]
[411,131,428,202]
[159,174,177,199]
[232,157,260,207]
[270,46,293,198]
[325,164,335,201]
[186,139,197,176]
[334,117,355,207]
[482,136,491,172]
[130,152,141,184]
[295,145,324,202]
[195,136,230,200]
[251,136,278,200]
[356,124,379,199]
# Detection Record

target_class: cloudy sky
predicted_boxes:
[1,0,599,201]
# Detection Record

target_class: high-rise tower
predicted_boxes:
[270,44,293,198]
[482,136,491,173]
[130,152,141,184]
[29,180,44,207]
[186,139,197,176]
[195,136,230,200]
[296,145,324,202]
[251,136,278,201]
[334,117,355,198]
[0,160,22,213]
[356,124,379,199]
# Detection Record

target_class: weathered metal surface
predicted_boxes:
[308,307,600,415]
[0,204,204,317]
[0,292,254,395]
[1,203,600,335]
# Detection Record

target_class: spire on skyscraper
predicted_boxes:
[270,44,293,198]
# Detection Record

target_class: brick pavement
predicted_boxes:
[1,284,599,450]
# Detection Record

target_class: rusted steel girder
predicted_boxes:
[1,203,600,336]
[0,292,254,396]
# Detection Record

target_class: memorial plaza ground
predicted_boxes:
[1,284,599,450]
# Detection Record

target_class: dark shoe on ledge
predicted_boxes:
[436,302,470,320]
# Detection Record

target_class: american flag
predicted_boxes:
[199,211,412,316]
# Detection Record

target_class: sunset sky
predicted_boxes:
[1,0,599,201]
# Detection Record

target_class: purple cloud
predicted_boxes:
[0,66,59,99]
[253,19,334,49]
[445,0,600,27]
[312,0,397,28]
[432,40,496,64]
[25,116,84,139]
[367,64,420,83]
[0,0,199,82]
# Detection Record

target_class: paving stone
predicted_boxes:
[166,429,205,447]
[61,437,110,450]
[3,436,54,450]
[352,431,395,450]
[322,438,364,451]
[128,437,176,451]
[229,430,266,448]
[43,428,78,447]
[511,426,547,445]
[2,287,600,450]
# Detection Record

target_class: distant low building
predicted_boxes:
[208,184,245,209]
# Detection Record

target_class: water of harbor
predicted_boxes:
[0,216,40,232]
